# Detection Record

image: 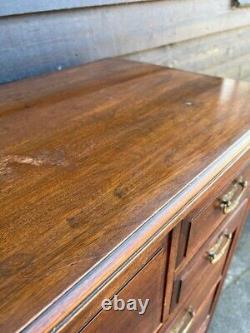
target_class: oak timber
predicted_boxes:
[0,59,250,332]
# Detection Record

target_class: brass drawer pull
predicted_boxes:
[207,233,232,265]
[219,177,248,214]
[170,307,195,333]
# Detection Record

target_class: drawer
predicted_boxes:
[171,199,249,310]
[58,236,169,333]
[166,279,218,333]
[196,316,210,333]
[187,291,214,333]
[176,163,250,267]
[80,248,167,333]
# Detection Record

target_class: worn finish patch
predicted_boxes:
[0,150,68,179]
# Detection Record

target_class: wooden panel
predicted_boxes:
[202,53,250,80]
[126,25,250,77]
[81,249,166,333]
[172,199,249,310]
[189,293,215,333]
[2,0,250,83]
[184,165,250,262]
[173,220,230,308]
[58,235,167,333]
[174,158,250,267]
[0,0,148,17]
[162,277,219,333]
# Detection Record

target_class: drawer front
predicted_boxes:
[171,199,249,310]
[188,291,214,333]
[196,317,210,333]
[59,236,168,333]
[81,249,166,333]
[166,279,219,333]
[176,163,250,267]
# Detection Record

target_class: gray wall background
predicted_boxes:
[1,0,250,84]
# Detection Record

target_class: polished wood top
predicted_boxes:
[0,59,250,332]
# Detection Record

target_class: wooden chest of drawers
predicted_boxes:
[0,59,249,333]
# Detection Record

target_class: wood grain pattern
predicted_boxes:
[0,59,250,332]
[173,203,246,308]
[162,199,249,332]
[82,248,167,333]
[161,272,220,333]
[58,235,168,333]
[176,164,250,267]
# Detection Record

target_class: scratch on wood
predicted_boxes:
[8,156,45,166]
[0,150,68,178]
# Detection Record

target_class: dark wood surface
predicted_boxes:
[177,163,250,267]
[0,58,250,332]
[162,199,249,333]
[174,200,248,308]
[161,269,220,333]
[82,247,167,333]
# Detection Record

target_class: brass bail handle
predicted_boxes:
[170,307,195,333]
[219,177,248,214]
[207,233,232,265]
